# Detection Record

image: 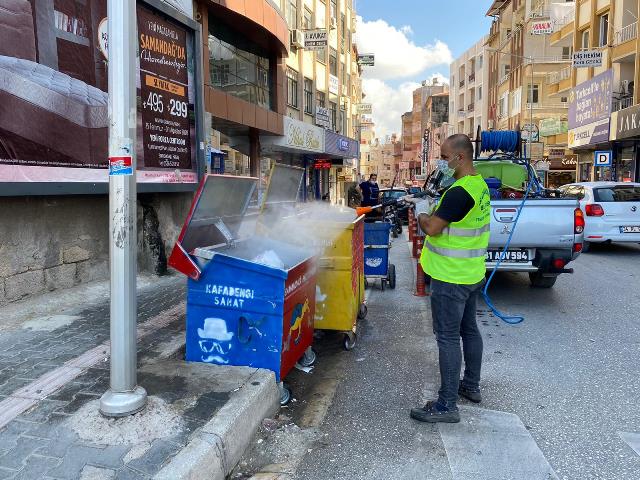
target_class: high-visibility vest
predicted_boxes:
[420,174,491,285]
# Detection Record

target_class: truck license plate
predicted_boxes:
[620,226,640,233]
[486,249,530,263]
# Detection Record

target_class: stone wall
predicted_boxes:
[0,192,193,305]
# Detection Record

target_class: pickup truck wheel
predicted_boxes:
[529,272,558,288]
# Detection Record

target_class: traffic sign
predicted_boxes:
[594,150,613,167]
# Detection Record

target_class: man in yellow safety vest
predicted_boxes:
[410,134,490,424]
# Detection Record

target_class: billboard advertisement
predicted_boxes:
[0,0,201,192]
[568,69,612,147]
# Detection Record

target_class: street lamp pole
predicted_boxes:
[100,0,147,417]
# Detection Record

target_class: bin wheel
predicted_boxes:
[279,383,292,406]
[388,264,396,289]
[380,279,386,291]
[358,303,368,320]
[343,332,357,351]
[392,229,398,239]
[299,347,317,367]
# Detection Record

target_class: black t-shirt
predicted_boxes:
[433,186,475,223]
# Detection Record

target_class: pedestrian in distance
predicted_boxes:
[359,173,380,208]
[411,134,491,424]
[347,183,363,208]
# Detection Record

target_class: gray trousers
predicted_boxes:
[430,278,485,409]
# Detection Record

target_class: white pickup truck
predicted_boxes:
[418,160,584,288]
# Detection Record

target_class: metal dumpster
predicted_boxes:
[364,222,396,290]
[258,166,366,351]
[168,174,317,404]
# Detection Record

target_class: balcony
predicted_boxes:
[467,103,475,112]
[459,79,465,88]
[468,73,476,83]
[457,110,466,118]
[547,66,571,85]
[613,96,634,112]
[614,22,638,46]
[525,102,568,110]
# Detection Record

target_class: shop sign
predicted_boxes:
[572,50,603,68]
[535,160,551,171]
[283,117,324,153]
[304,29,328,51]
[610,104,640,141]
[0,2,200,189]
[569,69,613,129]
[314,160,332,169]
[521,123,539,142]
[329,74,339,95]
[357,54,375,66]
[548,156,577,170]
[594,150,613,167]
[337,139,350,151]
[568,119,610,148]
[526,142,544,162]
[357,103,373,114]
[548,148,565,159]
[315,106,331,129]
[539,118,568,137]
[531,20,553,35]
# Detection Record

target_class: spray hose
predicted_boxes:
[481,166,537,325]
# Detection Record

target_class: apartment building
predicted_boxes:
[560,0,640,183]
[274,0,363,202]
[401,80,449,180]
[449,36,490,138]
[485,0,577,186]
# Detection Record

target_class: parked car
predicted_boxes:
[379,187,410,224]
[559,182,640,252]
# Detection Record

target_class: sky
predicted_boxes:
[355,0,494,139]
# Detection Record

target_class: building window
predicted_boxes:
[478,55,483,69]
[209,20,272,110]
[329,48,338,76]
[330,0,337,20]
[341,62,346,85]
[598,13,609,47]
[286,0,297,30]
[562,46,572,60]
[527,84,539,104]
[340,13,346,52]
[317,91,326,108]
[329,101,337,130]
[303,8,313,30]
[581,29,590,49]
[561,96,568,103]
[287,68,299,108]
[477,86,482,101]
[339,107,345,135]
[304,78,313,114]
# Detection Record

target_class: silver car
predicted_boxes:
[559,182,640,252]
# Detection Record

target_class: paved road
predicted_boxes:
[238,239,640,480]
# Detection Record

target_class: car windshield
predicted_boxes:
[593,186,640,202]
[382,190,406,199]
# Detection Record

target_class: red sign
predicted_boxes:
[314,160,332,169]
[109,156,133,176]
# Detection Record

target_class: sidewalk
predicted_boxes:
[0,274,279,479]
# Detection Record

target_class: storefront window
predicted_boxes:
[617,147,635,182]
[209,20,272,110]
[579,162,592,182]
[595,167,613,181]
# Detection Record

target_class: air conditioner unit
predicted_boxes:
[291,29,304,49]
[330,17,337,30]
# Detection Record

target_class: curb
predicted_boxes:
[155,369,280,480]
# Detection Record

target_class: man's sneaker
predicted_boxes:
[410,401,460,423]
[458,384,482,403]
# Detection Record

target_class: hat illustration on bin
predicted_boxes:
[198,318,234,341]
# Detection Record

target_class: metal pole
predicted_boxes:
[100,0,147,417]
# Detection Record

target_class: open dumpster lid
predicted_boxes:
[169,174,258,280]
[260,164,304,225]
